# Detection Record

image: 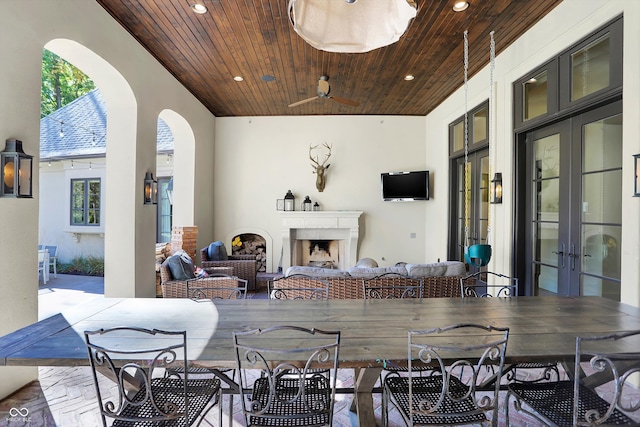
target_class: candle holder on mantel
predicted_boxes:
[313,202,320,211]
[302,196,312,211]
[284,190,295,211]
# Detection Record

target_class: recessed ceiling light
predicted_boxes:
[233,76,244,82]
[190,2,207,14]
[404,75,415,81]
[453,1,469,12]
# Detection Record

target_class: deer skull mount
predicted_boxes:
[310,142,332,192]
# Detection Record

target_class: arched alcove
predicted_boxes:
[226,228,274,273]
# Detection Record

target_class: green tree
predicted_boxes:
[41,49,95,116]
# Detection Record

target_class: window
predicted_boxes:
[157,177,172,242]
[514,16,622,131]
[514,60,558,129]
[449,101,489,157]
[559,16,622,110]
[448,101,490,262]
[70,178,100,226]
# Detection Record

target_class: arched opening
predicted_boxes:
[44,38,139,297]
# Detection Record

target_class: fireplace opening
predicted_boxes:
[231,233,266,272]
[296,239,341,269]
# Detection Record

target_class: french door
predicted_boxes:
[452,149,489,264]
[524,101,622,298]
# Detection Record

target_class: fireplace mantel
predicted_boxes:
[280,211,363,271]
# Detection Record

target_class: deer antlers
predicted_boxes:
[309,142,332,192]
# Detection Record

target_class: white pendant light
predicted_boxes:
[288,0,417,53]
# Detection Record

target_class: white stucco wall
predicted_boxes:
[38,154,174,263]
[425,0,640,304]
[214,116,429,270]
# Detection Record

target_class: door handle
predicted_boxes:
[552,243,565,268]
[568,243,579,270]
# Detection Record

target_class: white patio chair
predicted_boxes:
[38,249,49,284]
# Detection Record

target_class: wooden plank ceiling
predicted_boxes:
[96,0,564,117]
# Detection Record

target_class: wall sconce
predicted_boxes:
[1,139,33,198]
[284,190,295,211]
[634,154,640,197]
[490,172,503,204]
[144,172,157,205]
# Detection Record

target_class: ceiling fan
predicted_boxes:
[288,75,359,108]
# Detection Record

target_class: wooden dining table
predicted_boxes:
[2,295,640,426]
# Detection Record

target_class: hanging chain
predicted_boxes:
[487,31,495,246]
[463,30,470,249]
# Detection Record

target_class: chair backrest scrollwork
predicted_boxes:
[362,273,423,299]
[233,325,341,427]
[407,324,509,425]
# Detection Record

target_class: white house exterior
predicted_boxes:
[39,89,174,263]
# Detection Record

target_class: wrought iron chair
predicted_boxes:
[362,273,423,299]
[268,274,330,300]
[362,273,428,383]
[186,273,248,300]
[233,325,341,427]
[460,271,518,298]
[84,327,220,427]
[461,271,561,385]
[383,323,509,427]
[506,329,640,426]
[174,273,246,425]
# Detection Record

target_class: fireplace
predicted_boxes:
[298,239,342,269]
[280,211,362,271]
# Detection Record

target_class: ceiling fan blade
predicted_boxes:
[288,96,319,107]
[330,96,359,107]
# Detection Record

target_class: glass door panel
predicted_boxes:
[578,113,622,298]
[479,155,489,244]
[531,132,562,295]
[451,149,488,264]
[524,103,621,299]
[157,177,172,243]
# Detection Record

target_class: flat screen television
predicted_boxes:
[381,170,430,201]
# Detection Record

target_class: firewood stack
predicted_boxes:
[232,235,267,272]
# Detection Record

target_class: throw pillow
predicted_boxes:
[354,258,378,268]
[207,241,228,261]
[166,254,196,280]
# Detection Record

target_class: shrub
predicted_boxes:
[58,256,104,276]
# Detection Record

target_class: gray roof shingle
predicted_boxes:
[40,88,174,159]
